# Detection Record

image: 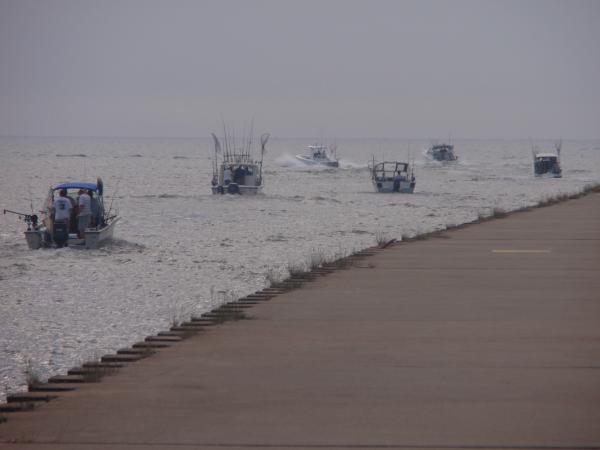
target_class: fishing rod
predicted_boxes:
[3,209,39,229]
[105,175,122,221]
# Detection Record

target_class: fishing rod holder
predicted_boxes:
[3,209,39,230]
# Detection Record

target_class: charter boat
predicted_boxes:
[211,130,269,195]
[533,140,562,178]
[295,144,339,167]
[426,142,458,161]
[5,178,119,249]
[371,159,416,193]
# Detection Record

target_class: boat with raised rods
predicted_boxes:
[426,142,458,161]
[371,159,416,193]
[5,178,119,249]
[211,128,269,195]
[533,140,562,178]
[295,144,339,167]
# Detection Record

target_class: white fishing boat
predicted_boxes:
[533,140,562,178]
[295,144,339,167]
[211,128,269,195]
[371,159,416,193]
[4,178,119,249]
[426,142,458,161]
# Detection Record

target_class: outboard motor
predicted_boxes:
[53,222,69,248]
[227,183,240,195]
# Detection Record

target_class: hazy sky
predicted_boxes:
[0,0,598,139]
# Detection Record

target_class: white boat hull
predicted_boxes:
[24,217,119,250]
[295,155,339,167]
[212,183,263,195]
[84,217,119,249]
[372,179,415,193]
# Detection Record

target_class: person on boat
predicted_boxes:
[77,189,92,238]
[51,189,72,247]
[233,165,245,184]
[223,166,232,185]
[89,189,99,227]
[52,189,72,224]
[393,172,402,192]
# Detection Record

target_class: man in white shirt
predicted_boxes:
[77,189,92,238]
[223,166,232,185]
[52,189,72,223]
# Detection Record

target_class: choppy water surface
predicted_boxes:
[1,137,599,400]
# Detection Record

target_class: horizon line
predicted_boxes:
[1,135,598,141]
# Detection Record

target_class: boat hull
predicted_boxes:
[295,155,339,167]
[534,172,562,178]
[372,180,415,193]
[24,230,44,250]
[212,183,263,195]
[24,218,119,250]
[84,217,119,249]
[427,151,458,162]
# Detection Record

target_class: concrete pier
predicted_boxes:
[1,193,599,449]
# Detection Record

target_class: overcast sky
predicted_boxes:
[0,0,598,139]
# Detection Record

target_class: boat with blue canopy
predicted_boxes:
[18,178,119,249]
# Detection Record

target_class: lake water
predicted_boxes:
[1,137,599,401]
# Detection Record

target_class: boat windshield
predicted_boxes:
[373,162,411,180]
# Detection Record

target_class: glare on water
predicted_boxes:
[1,137,599,400]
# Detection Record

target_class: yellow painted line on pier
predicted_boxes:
[492,249,552,254]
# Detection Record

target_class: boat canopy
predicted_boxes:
[53,182,98,191]
[534,153,558,159]
[374,161,409,171]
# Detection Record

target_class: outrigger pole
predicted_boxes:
[211,133,221,178]
[259,133,270,184]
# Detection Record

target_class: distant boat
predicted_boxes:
[371,159,416,193]
[5,178,119,249]
[295,144,339,167]
[426,142,458,161]
[210,127,269,195]
[533,140,562,178]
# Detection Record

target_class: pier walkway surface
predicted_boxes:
[1,193,600,450]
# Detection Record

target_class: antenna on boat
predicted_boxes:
[529,137,536,160]
[555,138,562,160]
[260,133,270,158]
[27,185,35,215]
[106,173,123,221]
[211,133,222,177]
[259,133,270,183]
[221,121,230,161]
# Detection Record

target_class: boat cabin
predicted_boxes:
[534,153,562,177]
[212,160,262,194]
[43,181,106,234]
[371,161,416,193]
[211,131,269,195]
[428,144,457,161]
[309,145,328,160]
